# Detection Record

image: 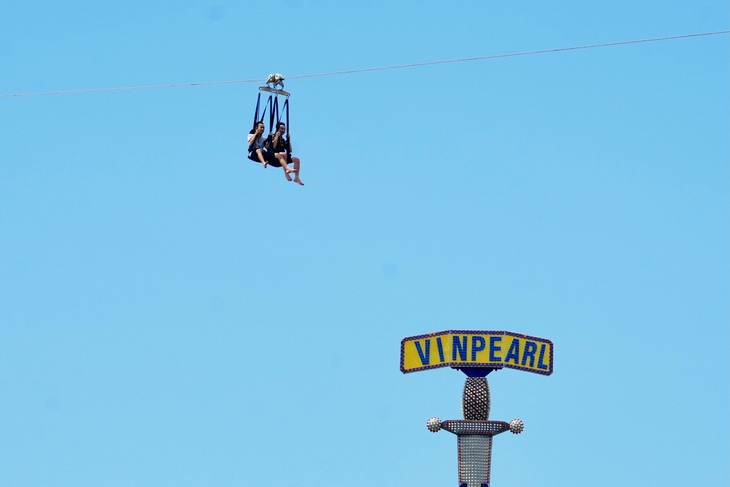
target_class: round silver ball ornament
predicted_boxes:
[426,417,442,432]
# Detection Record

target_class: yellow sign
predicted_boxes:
[400,330,553,375]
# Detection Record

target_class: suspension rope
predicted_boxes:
[1,31,727,99]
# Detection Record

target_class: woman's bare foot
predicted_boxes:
[294,178,304,186]
[284,170,293,181]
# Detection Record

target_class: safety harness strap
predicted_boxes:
[252,89,290,141]
[252,92,262,129]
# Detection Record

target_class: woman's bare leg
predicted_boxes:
[292,156,303,185]
[276,153,293,180]
[256,149,268,168]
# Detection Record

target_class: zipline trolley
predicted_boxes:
[252,73,290,135]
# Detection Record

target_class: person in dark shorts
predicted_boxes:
[271,122,303,185]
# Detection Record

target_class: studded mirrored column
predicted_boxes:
[427,375,523,487]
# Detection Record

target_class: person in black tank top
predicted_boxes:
[271,122,303,185]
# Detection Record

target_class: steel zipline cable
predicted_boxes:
[1,30,728,99]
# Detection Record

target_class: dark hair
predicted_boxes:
[250,121,265,134]
[276,122,286,130]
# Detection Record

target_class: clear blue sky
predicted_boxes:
[1,1,728,486]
